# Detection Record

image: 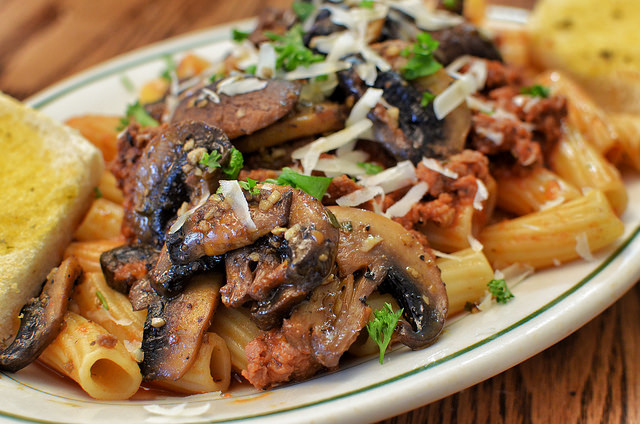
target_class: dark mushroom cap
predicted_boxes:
[0,257,82,372]
[328,206,448,350]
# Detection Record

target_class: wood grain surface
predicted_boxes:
[0,1,638,423]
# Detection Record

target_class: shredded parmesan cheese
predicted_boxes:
[358,160,417,193]
[473,179,488,210]
[336,186,384,207]
[575,232,595,261]
[346,88,384,126]
[219,180,257,231]
[218,78,267,96]
[384,181,429,218]
[421,157,459,179]
[467,234,483,252]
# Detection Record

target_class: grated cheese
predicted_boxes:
[467,234,483,252]
[473,179,488,210]
[346,88,384,126]
[358,160,417,193]
[292,119,373,174]
[384,181,429,218]
[421,157,459,179]
[256,43,277,79]
[218,78,267,96]
[575,232,595,261]
[336,186,384,207]
[219,180,257,231]
[285,60,352,81]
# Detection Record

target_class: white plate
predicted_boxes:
[2,7,640,424]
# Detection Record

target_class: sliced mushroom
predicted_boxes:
[163,185,293,268]
[431,23,502,66]
[122,121,234,248]
[328,206,448,349]
[150,244,222,295]
[141,273,221,381]
[282,272,377,368]
[233,102,347,153]
[171,79,300,139]
[0,257,82,372]
[100,244,159,294]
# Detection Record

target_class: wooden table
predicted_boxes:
[0,1,638,423]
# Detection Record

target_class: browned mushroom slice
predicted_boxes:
[0,257,82,372]
[233,102,347,153]
[328,206,448,350]
[100,244,159,294]
[122,121,234,248]
[141,273,221,381]
[170,79,300,139]
[282,272,377,368]
[164,185,293,268]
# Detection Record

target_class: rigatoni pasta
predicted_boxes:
[479,189,624,269]
[39,312,142,400]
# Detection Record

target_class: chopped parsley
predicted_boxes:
[366,302,403,364]
[223,148,244,179]
[360,0,375,8]
[442,0,460,11]
[520,84,550,98]
[265,167,332,200]
[118,101,159,129]
[487,278,514,304]
[265,25,325,72]
[421,91,436,107]
[357,162,383,175]
[292,1,315,21]
[245,64,257,75]
[232,28,251,42]
[96,290,109,311]
[401,33,442,80]
[209,72,225,83]
[238,178,261,195]
[93,187,103,199]
[199,150,223,170]
[159,54,177,81]
[120,74,135,93]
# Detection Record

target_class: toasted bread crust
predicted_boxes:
[0,92,104,347]
[528,0,640,113]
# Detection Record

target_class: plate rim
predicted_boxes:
[3,6,639,424]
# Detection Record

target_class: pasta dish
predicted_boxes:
[0,0,636,403]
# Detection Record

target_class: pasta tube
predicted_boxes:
[71,272,145,361]
[210,305,260,372]
[153,333,231,394]
[63,239,124,273]
[550,125,628,216]
[608,113,640,172]
[496,167,581,216]
[535,71,618,154]
[437,248,494,317]
[479,189,624,269]
[74,198,124,241]
[39,311,142,400]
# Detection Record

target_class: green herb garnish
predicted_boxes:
[118,101,159,129]
[520,84,550,98]
[232,28,251,42]
[93,187,103,199]
[265,25,325,72]
[160,54,177,81]
[401,33,442,80]
[96,290,109,311]
[265,167,332,200]
[223,148,244,179]
[360,0,375,8]
[120,74,135,93]
[357,162,383,175]
[245,64,257,75]
[200,150,223,171]
[442,0,460,11]
[487,279,514,304]
[292,1,315,21]
[366,302,403,364]
[209,72,225,83]
[421,91,435,107]
[238,178,261,195]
